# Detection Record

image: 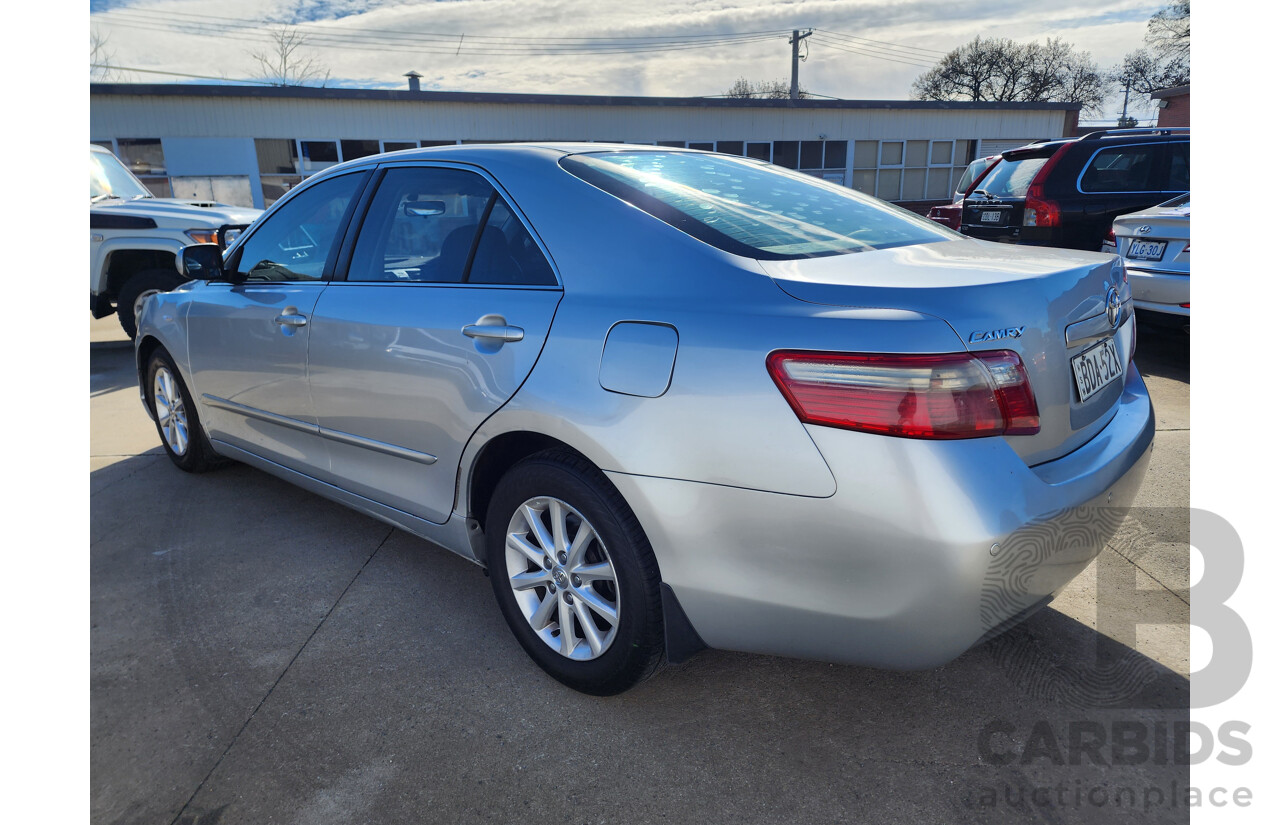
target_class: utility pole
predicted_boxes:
[1118,79,1136,128]
[790,29,812,101]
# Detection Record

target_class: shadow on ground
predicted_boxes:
[93,451,1190,825]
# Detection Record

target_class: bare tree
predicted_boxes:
[91,28,118,81]
[724,77,810,99]
[1147,0,1190,65]
[911,37,1109,115]
[249,26,331,87]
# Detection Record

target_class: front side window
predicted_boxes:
[561,151,952,260]
[234,172,365,282]
[1079,144,1160,193]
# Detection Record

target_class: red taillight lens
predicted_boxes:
[1106,228,1116,244]
[1023,190,1061,227]
[766,350,1039,440]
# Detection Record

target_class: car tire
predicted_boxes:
[485,449,664,695]
[146,348,226,473]
[118,268,185,340]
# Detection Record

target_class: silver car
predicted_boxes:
[135,144,1154,695]
[1102,194,1190,322]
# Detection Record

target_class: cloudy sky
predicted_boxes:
[88,0,1172,121]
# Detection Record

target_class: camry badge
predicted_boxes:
[969,327,1025,343]
[1135,225,1153,234]
[1106,286,1122,327]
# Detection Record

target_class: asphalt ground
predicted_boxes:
[90,314,1191,825]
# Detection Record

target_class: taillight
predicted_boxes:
[766,350,1039,440]
[1021,146,1069,228]
[1023,192,1061,227]
[1105,228,1116,244]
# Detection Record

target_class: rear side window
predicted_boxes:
[348,167,495,283]
[1079,144,1161,193]
[1165,143,1190,192]
[561,151,952,260]
[347,166,557,286]
[973,157,1049,199]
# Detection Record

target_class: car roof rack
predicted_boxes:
[1077,127,1190,140]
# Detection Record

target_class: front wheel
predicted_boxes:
[486,450,664,695]
[146,348,226,473]
[117,268,185,339]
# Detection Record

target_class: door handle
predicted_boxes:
[274,307,308,328]
[462,314,524,343]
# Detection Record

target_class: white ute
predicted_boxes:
[90,144,262,338]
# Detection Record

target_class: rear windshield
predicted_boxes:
[973,156,1050,199]
[560,151,953,260]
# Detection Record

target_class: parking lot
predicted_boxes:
[91,315,1190,825]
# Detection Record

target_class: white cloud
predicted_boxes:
[90,0,1168,119]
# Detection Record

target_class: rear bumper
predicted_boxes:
[607,362,1154,669]
[1127,267,1189,316]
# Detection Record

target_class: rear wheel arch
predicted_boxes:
[466,431,585,550]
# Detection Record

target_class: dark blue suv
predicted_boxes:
[959,128,1189,251]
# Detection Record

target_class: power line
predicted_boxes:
[90,64,276,84]
[816,29,949,57]
[809,36,938,69]
[98,9,792,56]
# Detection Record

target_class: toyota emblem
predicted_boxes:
[1106,286,1122,327]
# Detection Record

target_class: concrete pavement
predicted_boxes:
[91,314,1191,825]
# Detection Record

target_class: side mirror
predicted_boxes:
[182,244,226,281]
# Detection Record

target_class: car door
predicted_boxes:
[305,164,563,524]
[187,170,369,471]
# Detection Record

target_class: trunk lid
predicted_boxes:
[759,238,1134,466]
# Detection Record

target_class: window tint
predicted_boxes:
[1165,142,1189,192]
[235,172,364,282]
[348,167,494,283]
[1080,144,1160,193]
[468,197,557,286]
[975,156,1049,198]
[561,151,952,260]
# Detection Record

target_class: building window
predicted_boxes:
[657,140,686,148]
[420,140,458,147]
[382,141,418,153]
[300,141,340,172]
[116,138,171,197]
[773,141,799,169]
[746,142,771,162]
[340,139,381,160]
[716,141,744,156]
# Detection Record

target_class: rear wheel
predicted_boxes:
[146,348,225,473]
[118,268,185,339]
[486,450,664,695]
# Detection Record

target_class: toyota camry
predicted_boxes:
[135,144,1154,695]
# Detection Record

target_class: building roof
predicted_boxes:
[1150,85,1190,100]
[90,83,1082,111]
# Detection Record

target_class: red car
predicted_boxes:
[926,155,998,229]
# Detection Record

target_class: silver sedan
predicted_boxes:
[135,144,1154,695]
[1102,194,1190,323]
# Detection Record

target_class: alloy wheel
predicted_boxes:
[504,496,620,661]
[153,365,189,456]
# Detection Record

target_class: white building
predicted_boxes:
[90,83,1080,210]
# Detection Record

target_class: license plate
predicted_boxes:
[1126,240,1167,261]
[980,210,1003,223]
[1071,338,1124,403]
